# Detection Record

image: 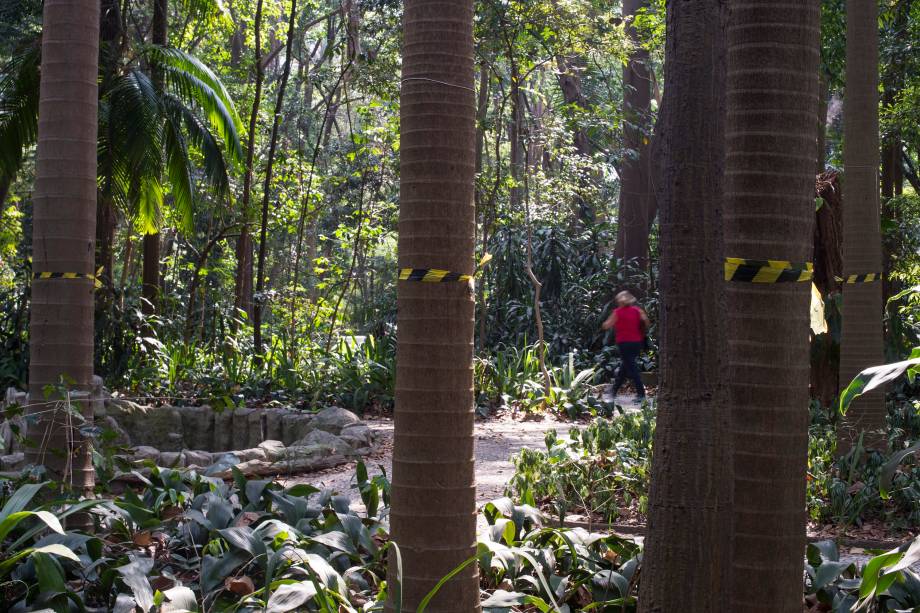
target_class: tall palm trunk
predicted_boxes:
[724,1,821,611]
[386,0,479,610]
[637,1,732,610]
[615,0,653,268]
[142,0,168,317]
[27,0,100,492]
[841,0,885,448]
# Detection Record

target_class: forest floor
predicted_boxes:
[284,390,912,570]
[286,391,642,511]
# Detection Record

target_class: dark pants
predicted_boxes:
[613,341,645,398]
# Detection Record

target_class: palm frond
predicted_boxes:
[137,175,164,235]
[145,45,243,164]
[100,70,166,226]
[160,92,231,198]
[162,111,195,233]
[0,41,39,180]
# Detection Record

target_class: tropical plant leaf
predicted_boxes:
[0,509,64,542]
[265,581,318,612]
[838,357,920,415]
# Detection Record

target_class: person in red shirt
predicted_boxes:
[601,290,650,400]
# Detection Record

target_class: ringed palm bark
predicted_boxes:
[27,0,99,489]
[724,1,821,610]
[637,0,733,610]
[841,0,885,448]
[386,0,480,611]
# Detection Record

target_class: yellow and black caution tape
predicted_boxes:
[399,268,472,283]
[33,271,102,289]
[398,254,491,284]
[836,273,882,284]
[724,258,813,283]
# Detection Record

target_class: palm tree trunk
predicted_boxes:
[841,0,885,449]
[386,0,479,610]
[637,1,733,610]
[142,0,167,317]
[724,2,821,611]
[615,0,653,268]
[27,0,99,493]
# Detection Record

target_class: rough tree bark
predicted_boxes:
[234,0,265,320]
[841,0,886,449]
[142,0,167,317]
[811,171,843,407]
[724,1,821,611]
[615,0,654,268]
[386,0,480,610]
[637,1,733,611]
[27,0,99,493]
[252,0,298,360]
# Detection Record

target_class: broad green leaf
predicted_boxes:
[481,590,527,607]
[0,509,64,542]
[31,543,81,562]
[880,442,920,499]
[858,551,903,599]
[0,482,48,521]
[839,357,920,415]
[117,557,155,612]
[815,561,853,590]
[161,585,198,612]
[266,581,318,612]
[33,551,66,593]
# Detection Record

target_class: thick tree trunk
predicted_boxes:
[811,171,843,407]
[28,0,99,494]
[142,0,167,317]
[817,72,828,175]
[615,0,654,267]
[386,0,480,610]
[95,194,116,298]
[637,1,732,611]
[234,0,265,320]
[724,2,821,611]
[841,0,886,449]
[253,0,297,360]
[509,61,523,211]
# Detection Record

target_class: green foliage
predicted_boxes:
[0,463,393,612]
[478,497,641,612]
[507,407,655,524]
[806,537,920,613]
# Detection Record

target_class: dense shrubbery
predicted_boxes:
[507,406,655,524]
[0,463,647,612]
[506,399,920,530]
[4,458,920,612]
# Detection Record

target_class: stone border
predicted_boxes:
[1,383,378,478]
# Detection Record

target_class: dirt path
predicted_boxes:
[286,393,645,507]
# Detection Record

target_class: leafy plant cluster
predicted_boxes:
[0,462,394,612]
[806,537,920,613]
[506,406,656,524]
[475,345,607,418]
[481,227,659,366]
[506,401,920,530]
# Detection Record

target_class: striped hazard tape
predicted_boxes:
[399,268,472,283]
[724,258,813,283]
[33,271,102,289]
[836,273,882,284]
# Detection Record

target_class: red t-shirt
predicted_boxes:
[613,305,644,343]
